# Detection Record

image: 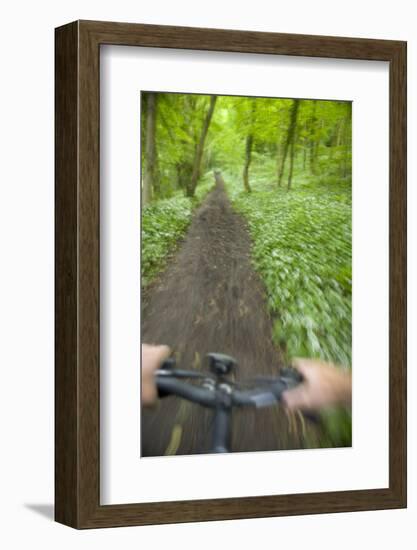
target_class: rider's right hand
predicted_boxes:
[281,358,352,412]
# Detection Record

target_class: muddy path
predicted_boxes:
[141,182,311,456]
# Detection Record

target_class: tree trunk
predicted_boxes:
[187,95,217,197]
[288,131,296,190]
[242,134,253,193]
[142,92,157,204]
[278,99,300,187]
[242,99,257,193]
[341,115,351,179]
[277,135,290,187]
[276,139,282,178]
[313,135,320,171]
[301,121,307,169]
[309,100,318,176]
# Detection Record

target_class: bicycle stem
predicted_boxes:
[211,405,232,453]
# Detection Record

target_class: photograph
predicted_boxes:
[52,16,405,530]
[140,91,352,457]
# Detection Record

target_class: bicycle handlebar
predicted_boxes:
[156,376,218,407]
[153,354,303,453]
[156,363,302,410]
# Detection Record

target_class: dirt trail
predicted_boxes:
[141,182,308,456]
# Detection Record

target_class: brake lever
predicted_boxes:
[155,357,176,398]
[156,368,210,379]
[155,357,216,398]
[278,367,322,424]
[246,366,302,388]
[279,365,303,390]
[160,356,176,370]
[250,366,303,407]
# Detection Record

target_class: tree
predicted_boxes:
[187,95,217,197]
[242,100,256,193]
[142,92,157,204]
[242,133,253,193]
[340,102,352,179]
[277,99,300,188]
[287,120,298,190]
[141,93,352,201]
[309,100,318,175]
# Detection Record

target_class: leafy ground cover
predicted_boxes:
[141,177,214,288]
[226,173,352,447]
[225,172,352,368]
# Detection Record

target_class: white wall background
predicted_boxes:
[0,0,414,547]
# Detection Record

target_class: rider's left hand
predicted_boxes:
[141,344,171,406]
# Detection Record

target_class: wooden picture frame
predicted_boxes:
[55,20,407,528]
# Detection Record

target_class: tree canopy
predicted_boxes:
[141,91,351,202]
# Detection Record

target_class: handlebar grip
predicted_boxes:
[279,367,321,424]
[157,357,177,397]
[156,377,217,407]
[256,367,302,406]
[280,366,303,390]
[157,379,171,399]
[161,357,176,370]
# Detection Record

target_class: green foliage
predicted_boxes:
[226,177,352,367]
[319,407,352,447]
[141,178,214,288]
[141,197,192,288]
[142,92,219,199]
[142,92,351,201]
[225,173,352,448]
[141,92,353,448]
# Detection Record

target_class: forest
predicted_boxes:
[141,91,352,453]
[141,92,351,201]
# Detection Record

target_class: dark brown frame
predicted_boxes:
[55,20,407,529]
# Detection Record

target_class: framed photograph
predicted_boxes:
[55,20,406,528]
